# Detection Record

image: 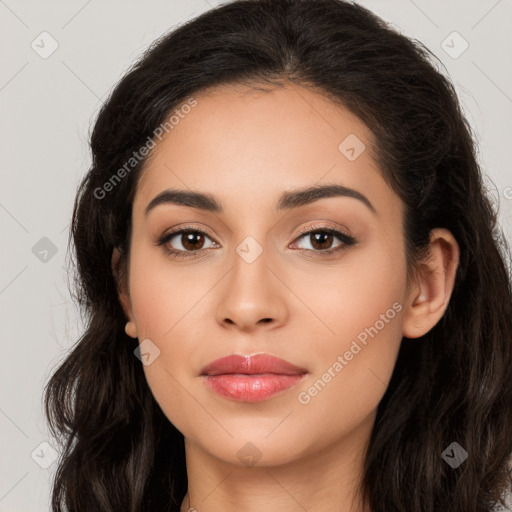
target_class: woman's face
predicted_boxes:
[122,82,410,467]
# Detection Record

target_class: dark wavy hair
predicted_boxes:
[44,0,512,510]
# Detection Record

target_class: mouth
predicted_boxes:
[200,353,308,376]
[200,353,308,402]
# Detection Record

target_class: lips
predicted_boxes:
[200,354,308,402]
[200,353,308,376]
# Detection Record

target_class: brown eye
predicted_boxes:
[293,227,355,254]
[157,228,218,257]
[180,231,207,251]
[308,232,335,251]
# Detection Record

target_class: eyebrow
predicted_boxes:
[144,183,376,216]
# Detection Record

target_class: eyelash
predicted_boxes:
[156,224,357,259]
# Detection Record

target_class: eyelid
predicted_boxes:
[293,221,352,238]
[159,221,352,246]
[157,221,357,261]
[159,223,218,241]
[289,223,356,253]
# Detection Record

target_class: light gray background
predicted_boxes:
[1,1,511,510]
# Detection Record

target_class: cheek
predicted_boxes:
[291,230,406,351]
[127,244,213,340]
[290,235,406,428]
[126,247,216,429]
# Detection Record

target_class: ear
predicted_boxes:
[112,247,138,338]
[402,228,460,339]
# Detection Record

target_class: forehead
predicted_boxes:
[133,82,393,219]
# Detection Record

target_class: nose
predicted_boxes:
[215,243,289,333]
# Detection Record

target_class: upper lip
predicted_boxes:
[200,353,308,376]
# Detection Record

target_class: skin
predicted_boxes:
[113,81,459,512]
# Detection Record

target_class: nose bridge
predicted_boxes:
[230,232,273,298]
[216,229,288,329]
[228,212,276,278]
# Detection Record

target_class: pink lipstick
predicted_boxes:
[200,353,308,402]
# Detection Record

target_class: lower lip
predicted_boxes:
[203,373,307,402]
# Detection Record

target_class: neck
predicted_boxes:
[179,411,375,512]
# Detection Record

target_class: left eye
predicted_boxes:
[293,229,347,252]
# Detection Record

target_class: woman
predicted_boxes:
[44,0,512,510]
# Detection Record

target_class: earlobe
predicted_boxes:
[124,321,138,339]
[402,228,460,339]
